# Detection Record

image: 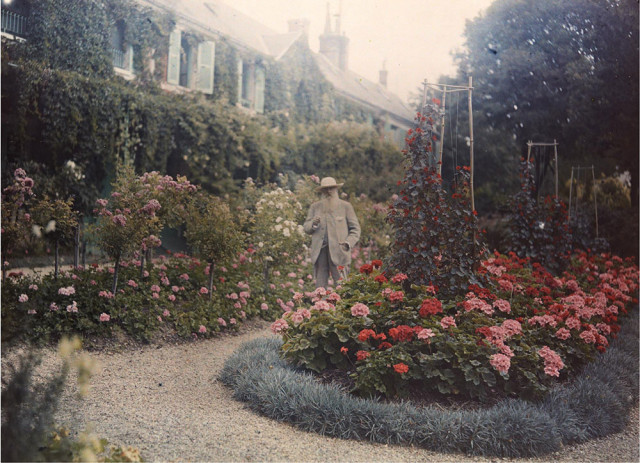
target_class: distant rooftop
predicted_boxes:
[313,53,414,125]
[144,0,301,59]
[143,0,413,125]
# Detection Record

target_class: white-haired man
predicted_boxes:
[303,177,361,288]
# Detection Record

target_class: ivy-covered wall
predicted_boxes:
[1,0,402,211]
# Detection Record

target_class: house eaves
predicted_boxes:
[313,53,414,126]
[139,0,300,60]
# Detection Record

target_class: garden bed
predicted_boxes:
[219,307,638,458]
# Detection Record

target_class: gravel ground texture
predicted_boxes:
[2,319,638,463]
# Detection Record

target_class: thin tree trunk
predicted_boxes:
[263,260,270,293]
[81,240,86,269]
[112,255,121,297]
[74,225,80,269]
[140,249,145,281]
[208,259,214,301]
[54,240,59,280]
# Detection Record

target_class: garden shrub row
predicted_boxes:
[219,308,638,458]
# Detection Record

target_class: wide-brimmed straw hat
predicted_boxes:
[317,177,344,191]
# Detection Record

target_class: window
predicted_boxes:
[110,20,133,73]
[179,35,195,88]
[236,58,265,112]
[167,29,215,94]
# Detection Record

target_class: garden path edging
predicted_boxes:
[219,310,639,458]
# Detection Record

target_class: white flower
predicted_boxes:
[258,242,264,248]
[276,217,282,223]
[274,224,283,232]
[32,225,43,238]
[45,220,56,233]
[283,228,291,237]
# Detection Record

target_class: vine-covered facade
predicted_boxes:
[1,0,411,209]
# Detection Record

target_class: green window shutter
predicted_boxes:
[167,29,181,85]
[236,58,243,103]
[254,65,265,113]
[126,44,134,72]
[196,41,215,94]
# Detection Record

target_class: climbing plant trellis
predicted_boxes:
[419,76,475,210]
[527,140,559,198]
[569,165,600,238]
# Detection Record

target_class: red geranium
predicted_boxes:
[419,298,443,317]
[359,264,373,274]
[389,325,415,342]
[358,329,376,342]
[378,342,392,350]
[374,274,388,284]
[393,363,409,374]
[371,259,383,269]
[356,350,370,361]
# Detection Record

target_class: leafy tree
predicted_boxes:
[452,0,638,212]
[286,121,404,202]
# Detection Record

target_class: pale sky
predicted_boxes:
[227,0,495,103]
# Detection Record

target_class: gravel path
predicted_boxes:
[2,320,638,462]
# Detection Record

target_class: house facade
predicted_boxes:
[1,0,413,145]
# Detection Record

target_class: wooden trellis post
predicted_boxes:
[421,78,475,208]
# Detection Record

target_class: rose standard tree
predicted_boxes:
[184,192,243,300]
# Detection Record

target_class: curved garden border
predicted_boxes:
[219,310,638,458]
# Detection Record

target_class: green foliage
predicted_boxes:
[284,121,403,202]
[388,104,485,297]
[24,0,113,78]
[455,0,639,212]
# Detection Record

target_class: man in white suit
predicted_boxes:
[303,177,361,288]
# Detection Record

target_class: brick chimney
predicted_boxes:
[318,3,349,71]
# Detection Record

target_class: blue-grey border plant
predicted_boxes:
[219,309,638,458]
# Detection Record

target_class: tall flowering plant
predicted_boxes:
[30,197,78,279]
[507,159,572,273]
[388,104,484,297]
[248,186,307,290]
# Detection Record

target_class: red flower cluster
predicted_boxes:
[389,325,421,342]
[359,264,373,274]
[419,297,443,317]
[393,363,409,374]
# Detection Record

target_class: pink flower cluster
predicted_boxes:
[490,353,511,374]
[58,286,76,296]
[538,346,564,377]
[440,316,456,329]
[98,290,115,299]
[350,303,370,317]
[271,318,289,334]
[463,297,493,315]
[99,313,110,322]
